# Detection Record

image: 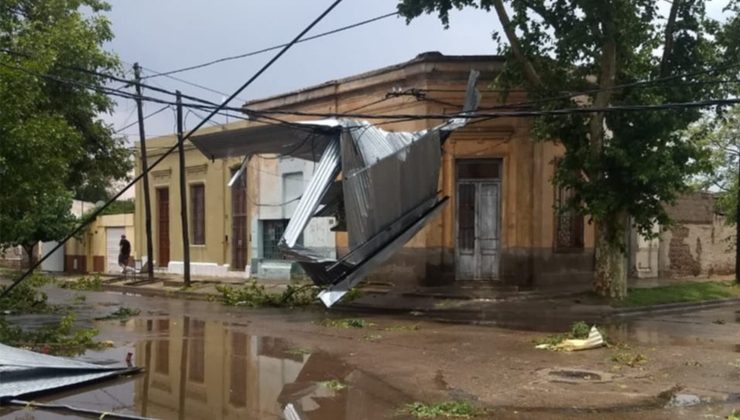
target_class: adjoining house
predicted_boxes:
[64,212,136,274]
[0,199,97,272]
[134,52,597,290]
[630,192,735,280]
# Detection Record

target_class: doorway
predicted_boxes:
[156,188,170,268]
[231,168,247,271]
[105,227,125,273]
[455,159,501,280]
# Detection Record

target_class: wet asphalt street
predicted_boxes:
[0,287,739,419]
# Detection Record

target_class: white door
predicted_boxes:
[456,182,501,280]
[40,241,64,272]
[106,227,125,273]
[455,159,502,281]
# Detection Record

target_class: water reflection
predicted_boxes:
[129,317,404,420]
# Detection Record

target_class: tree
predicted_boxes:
[690,106,740,224]
[0,0,130,263]
[399,0,737,298]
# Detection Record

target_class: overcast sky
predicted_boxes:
[103,0,506,141]
[102,0,731,142]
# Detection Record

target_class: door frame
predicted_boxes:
[156,187,170,268]
[230,167,248,271]
[454,158,503,281]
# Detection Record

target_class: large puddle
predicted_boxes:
[0,314,409,420]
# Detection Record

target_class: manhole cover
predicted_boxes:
[539,368,613,384]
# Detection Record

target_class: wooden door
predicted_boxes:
[455,159,502,281]
[157,188,170,268]
[231,168,247,270]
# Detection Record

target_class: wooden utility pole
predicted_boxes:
[176,91,191,287]
[134,63,155,281]
[735,149,739,284]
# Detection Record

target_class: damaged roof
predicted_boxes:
[190,70,481,307]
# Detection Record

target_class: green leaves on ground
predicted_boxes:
[319,380,346,391]
[320,318,375,329]
[59,274,103,291]
[95,306,140,321]
[401,401,478,418]
[611,349,648,367]
[0,314,105,356]
[216,281,318,307]
[0,283,52,313]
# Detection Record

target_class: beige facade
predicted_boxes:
[65,213,135,274]
[135,53,596,289]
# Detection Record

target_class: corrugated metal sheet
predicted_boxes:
[280,138,341,248]
[194,70,482,307]
[190,120,339,161]
[0,343,138,401]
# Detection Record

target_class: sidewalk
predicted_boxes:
[44,272,740,326]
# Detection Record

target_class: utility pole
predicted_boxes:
[736,145,739,284]
[134,63,155,281]
[176,91,191,287]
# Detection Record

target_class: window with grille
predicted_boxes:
[190,184,205,245]
[554,178,584,250]
[261,219,302,259]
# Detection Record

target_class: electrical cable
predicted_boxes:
[241,96,740,121]
[6,49,740,123]
[115,105,170,133]
[12,56,737,123]
[141,11,399,80]
[0,47,226,107]
[0,0,345,297]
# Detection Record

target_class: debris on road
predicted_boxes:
[535,325,606,351]
[0,342,139,402]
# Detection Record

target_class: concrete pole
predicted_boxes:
[176,91,191,287]
[134,63,154,281]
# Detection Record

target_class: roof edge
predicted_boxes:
[243,52,504,109]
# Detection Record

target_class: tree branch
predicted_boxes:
[491,0,543,87]
[660,0,681,77]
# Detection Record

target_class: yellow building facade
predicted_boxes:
[134,53,595,289]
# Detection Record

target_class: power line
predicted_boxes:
[241,96,740,121]
[0,0,346,298]
[0,47,225,107]
[6,49,740,127]
[141,11,399,80]
[115,105,170,133]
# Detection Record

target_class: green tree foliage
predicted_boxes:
[0,0,130,261]
[690,106,740,223]
[398,0,739,298]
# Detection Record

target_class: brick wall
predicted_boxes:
[659,193,735,278]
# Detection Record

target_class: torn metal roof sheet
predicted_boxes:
[192,70,481,307]
[0,343,137,402]
[191,120,339,161]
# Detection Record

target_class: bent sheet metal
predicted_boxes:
[191,70,481,307]
[0,342,139,402]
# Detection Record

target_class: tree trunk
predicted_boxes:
[593,217,628,299]
[22,243,36,269]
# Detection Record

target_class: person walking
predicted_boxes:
[118,234,131,272]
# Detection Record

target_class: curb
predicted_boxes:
[609,297,740,317]
[101,284,216,301]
